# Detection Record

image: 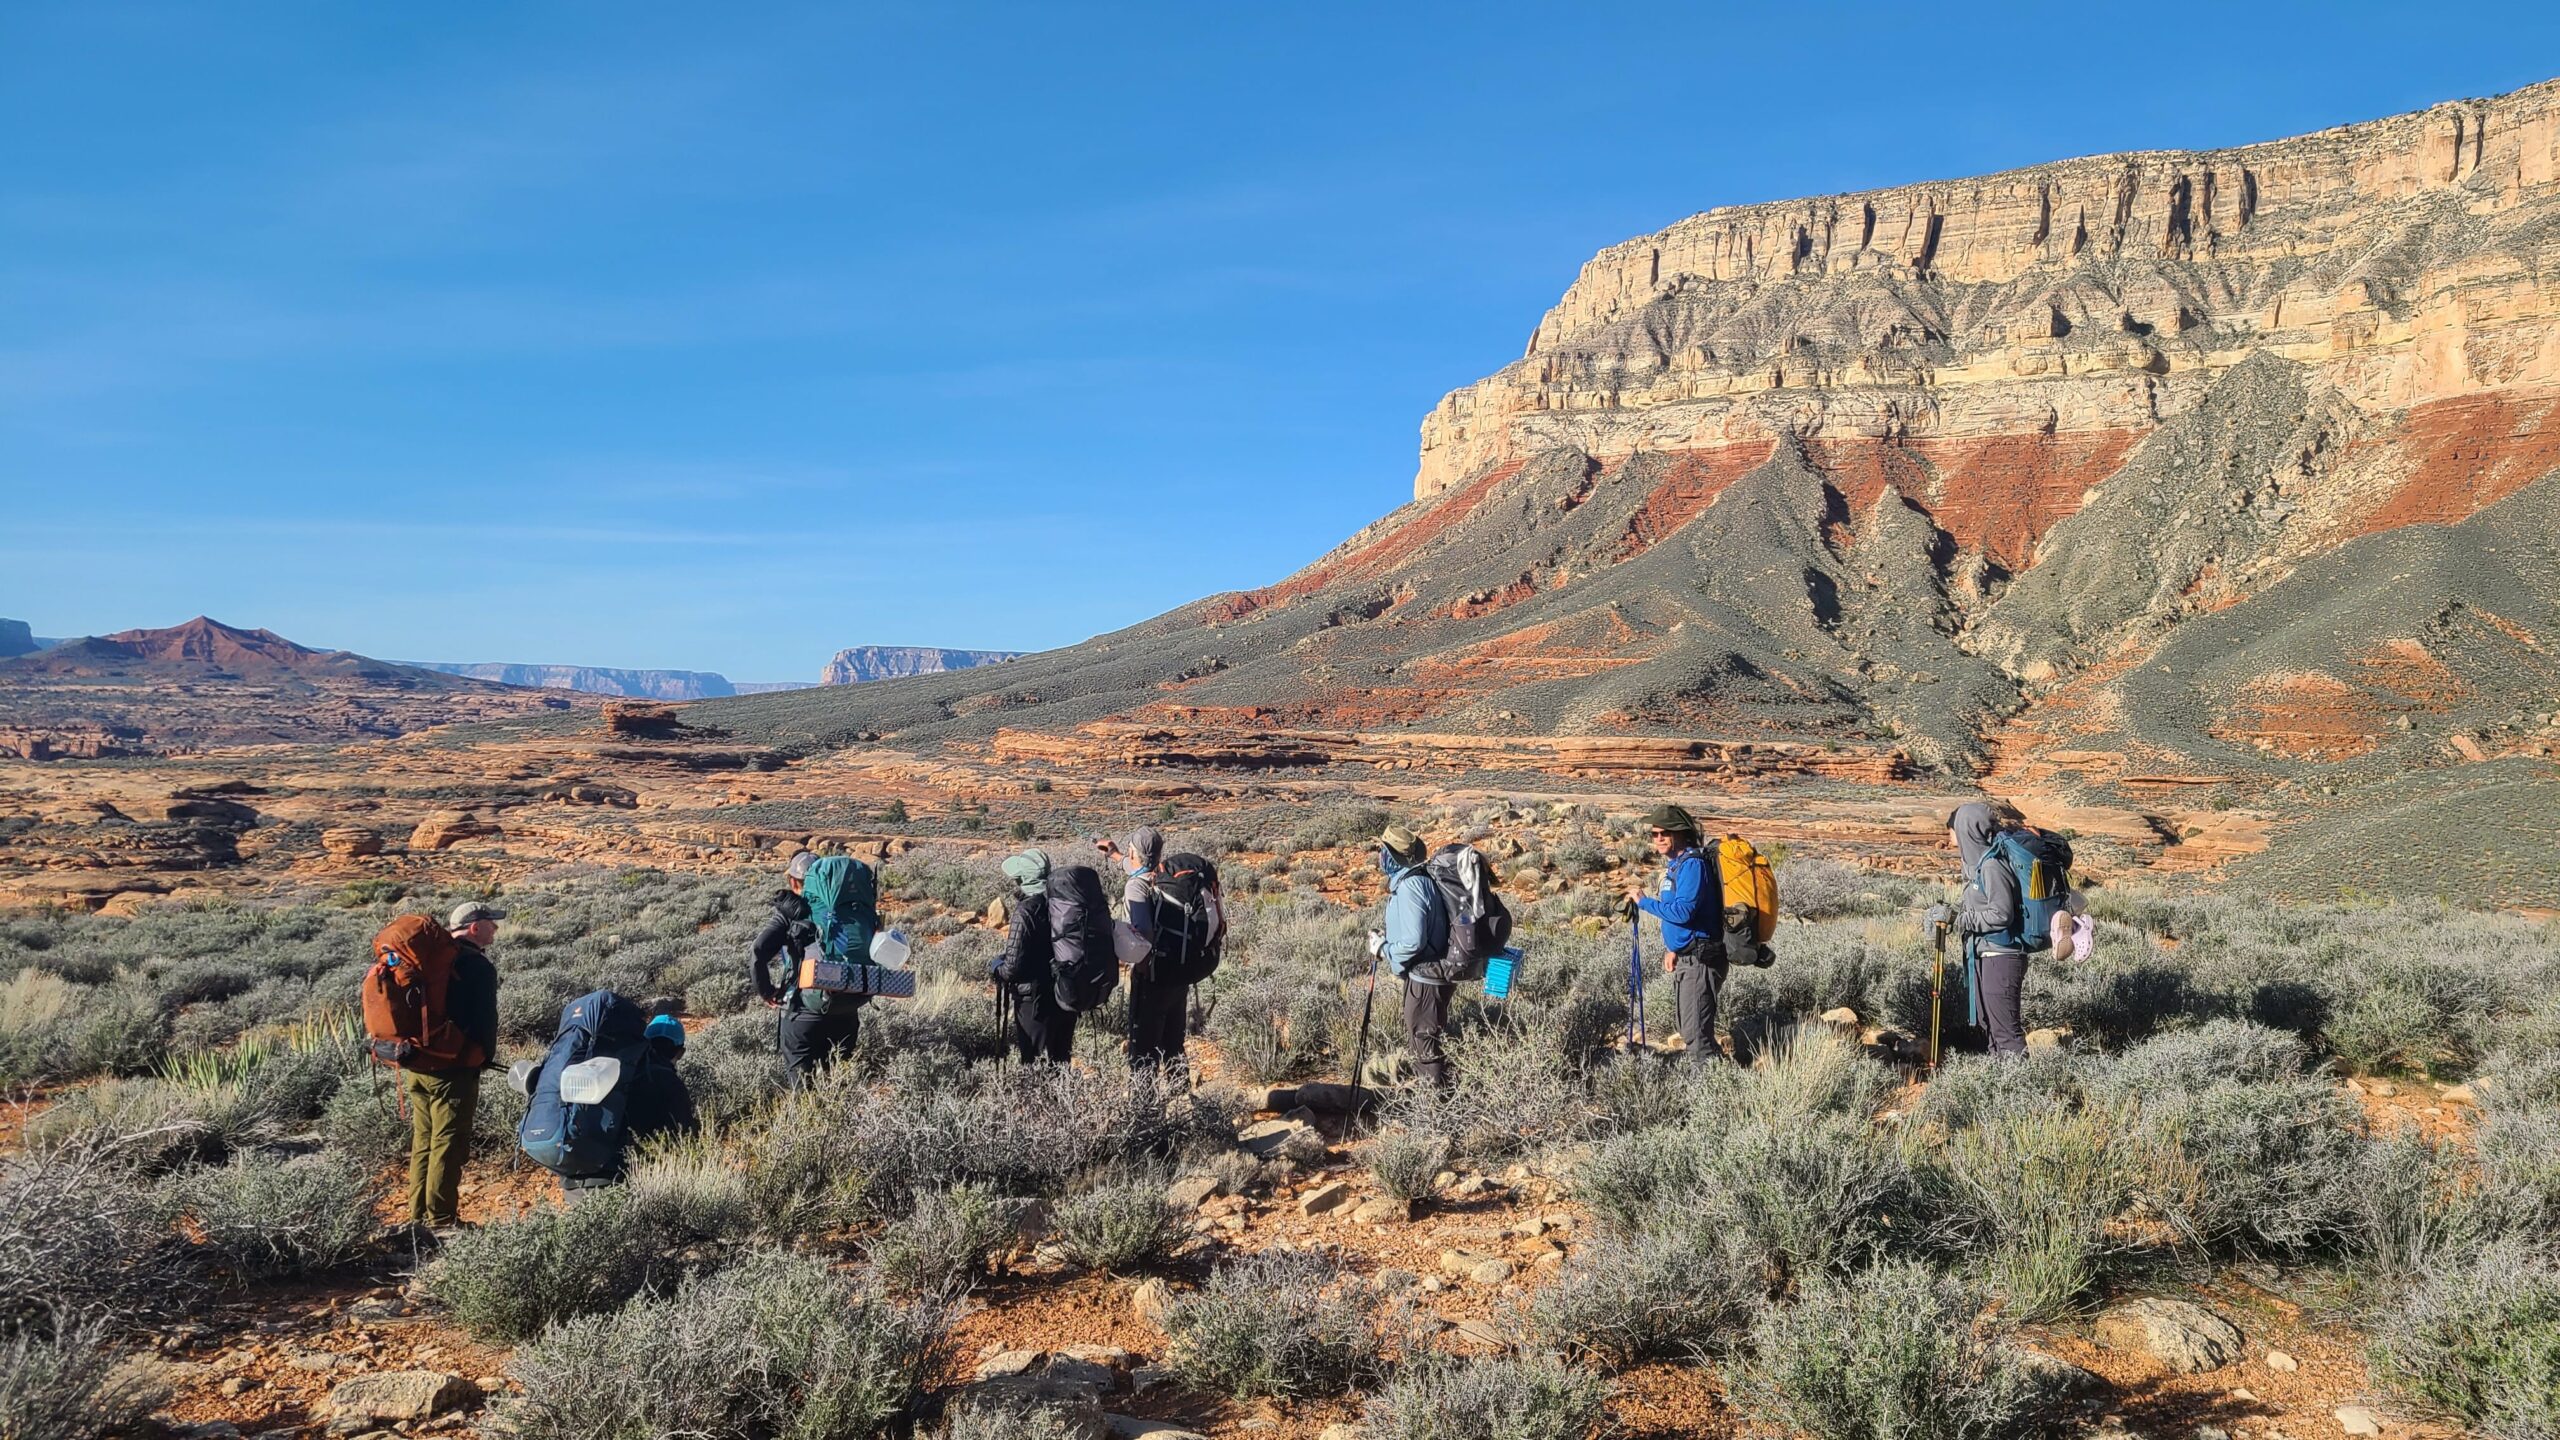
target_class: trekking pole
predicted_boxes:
[1626,908,1647,1050]
[1347,951,1380,1113]
[1927,916,1948,1076]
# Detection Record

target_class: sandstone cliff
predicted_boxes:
[820,645,1023,685]
[0,620,34,658]
[408,661,741,700]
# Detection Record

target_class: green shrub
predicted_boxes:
[867,1183,1016,1297]
[172,1151,381,1280]
[1735,1261,2063,1440]
[322,1072,410,1167]
[427,1190,681,1342]
[1162,1248,1387,1400]
[2344,1127,2482,1284]
[2369,1240,2560,1440]
[1361,1352,1610,1440]
[1366,1126,1452,1206]
[1050,1171,1178,1274]
[507,1249,947,1440]
[2474,1110,2560,1241]
[0,1315,170,1440]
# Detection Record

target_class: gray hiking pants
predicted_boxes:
[1975,949,2028,1057]
[1402,978,1453,1091]
[1673,955,1729,1061]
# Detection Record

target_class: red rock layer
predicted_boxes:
[1808,432,2139,570]
[2351,390,2560,535]
[1615,445,1775,561]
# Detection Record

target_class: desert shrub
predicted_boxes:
[26,1075,265,1172]
[936,1393,1093,1440]
[321,1072,410,1167]
[867,1183,1016,1297]
[508,1248,947,1440]
[2095,1024,2367,1257]
[2324,955,2499,1077]
[1050,1170,1179,1274]
[680,1015,787,1128]
[2343,1127,2482,1283]
[1290,805,1390,852]
[172,1150,381,1280]
[0,976,167,1084]
[624,1129,754,1244]
[2474,1110,2560,1240]
[1735,1261,2062,1440]
[0,1314,170,1440]
[427,1189,682,1342]
[500,968,589,1042]
[0,1142,181,1333]
[1573,1126,1713,1236]
[1919,1092,2191,1319]
[1523,1221,1763,1369]
[1912,1050,2087,1132]
[1361,1352,1610,1440]
[2368,1240,2560,1440]
[1775,858,1927,921]
[1735,1026,1893,1125]
[1208,971,1324,1083]
[1707,1113,1910,1283]
[1395,1019,1592,1162]
[1367,1126,1452,1205]
[1162,1248,1388,1400]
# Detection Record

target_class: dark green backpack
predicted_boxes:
[796,855,878,1015]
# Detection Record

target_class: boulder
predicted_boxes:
[973,1350,1043,1381]
[1236,1118,1317,1159]
[1164,1174,1223,1211]
[1045,1355,1118,1391]
[322,1372,478,1422]
[321,826,385,860]
[1104,1419,1208,1440]
[408,811,497,852]
[2335,1406,2383,1436]
[1129,1277,1173,1328]
[2094,1297,2243,1373]
[945,1375,1105,1439]
[164,796,259,825]
[1297,1182,1352,1216]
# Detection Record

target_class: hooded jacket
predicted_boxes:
[750,890,818,1006]
[1380,847,1451,981]
[1949,802,2022,954]
[993,851,1055,989]
[1635,844,1720,957]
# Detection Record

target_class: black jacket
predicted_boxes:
[449,940,501,1066]
[992,891,1053,990]
[750,891,817,1005]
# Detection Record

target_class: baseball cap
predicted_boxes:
[447,901,506,929]
[644,1014,687,1048]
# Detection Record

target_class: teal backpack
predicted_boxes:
[796,855,879,1015]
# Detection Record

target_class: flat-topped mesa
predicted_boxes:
[1417,79,2560,498]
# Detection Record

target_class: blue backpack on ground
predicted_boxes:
[518,990,649,1180]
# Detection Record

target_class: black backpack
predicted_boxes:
[1143,853,1225,986]
[1412,843,1512,984]
[1047,865,1120,1014]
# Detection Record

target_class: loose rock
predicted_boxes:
[2094,1298,2243,1373]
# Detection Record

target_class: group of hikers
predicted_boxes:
[366,800,2078,1233]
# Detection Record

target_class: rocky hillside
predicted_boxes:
[408,661,742,700]
[820,645,1024,685]
[542,83,2560,902]
[0,620,37,658]
[0,618,584,754]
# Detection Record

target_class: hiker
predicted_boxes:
[1624,804,1728,1061]
[1376,824,1456,1090]
[1925,794,2068,1055]
[750,851,860,1086]
[992,848,1075,1062]
[406,901,502,1232]
[1097,827,1188,1072]
[559,1014,698,1194]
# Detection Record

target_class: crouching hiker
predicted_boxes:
[1376,824,1455,1091]
[1624,805,1728,1062]
[519,999,697,1193]
[750,850,868,1087]
[1933,801,2073,1057]
[992,849,1075,1062]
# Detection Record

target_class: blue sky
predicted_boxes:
[6,4,2556,681]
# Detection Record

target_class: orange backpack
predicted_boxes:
[362,915,484,1072]
[1717,836,1780,944]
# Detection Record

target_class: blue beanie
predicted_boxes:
[645,1014,686,1048]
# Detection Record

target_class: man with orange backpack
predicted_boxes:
[1624,804,1728,1062]
[373,901,501,1233]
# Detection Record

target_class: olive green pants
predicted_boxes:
[403,1068,480,1227]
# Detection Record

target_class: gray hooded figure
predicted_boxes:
[1945,801,2029,1056]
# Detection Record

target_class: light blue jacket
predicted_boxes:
[1380,848,1450,982]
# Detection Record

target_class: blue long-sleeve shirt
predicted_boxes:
[1637,849,1718,955]
[1381,852,1450,981]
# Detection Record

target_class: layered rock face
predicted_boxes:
[820,645,1024,685]
[0,620,36,658]
[1417,79,2560,535]
[408,661,740,699]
